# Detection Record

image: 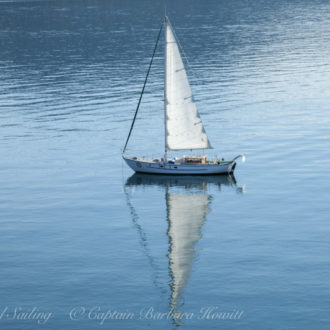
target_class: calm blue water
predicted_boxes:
[1,0,330,329]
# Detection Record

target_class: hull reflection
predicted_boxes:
[125,173,237,189]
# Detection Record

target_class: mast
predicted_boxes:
[164,16,168,162]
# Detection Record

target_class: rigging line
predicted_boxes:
[122,22,164,154]
[123,184,167,295]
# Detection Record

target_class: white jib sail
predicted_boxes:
[165,20,212,150]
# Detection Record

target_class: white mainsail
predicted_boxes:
[165,19,212,150]
[167,192,209,306]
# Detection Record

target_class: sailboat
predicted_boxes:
[122,17,244,175]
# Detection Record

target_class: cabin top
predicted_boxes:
[183,155,207,164]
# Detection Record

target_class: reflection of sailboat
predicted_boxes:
[125,174,241,312]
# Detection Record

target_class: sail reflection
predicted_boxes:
[167,191,209,308]
[125,173,241,325]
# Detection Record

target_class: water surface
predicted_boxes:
[1,0,330,329]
